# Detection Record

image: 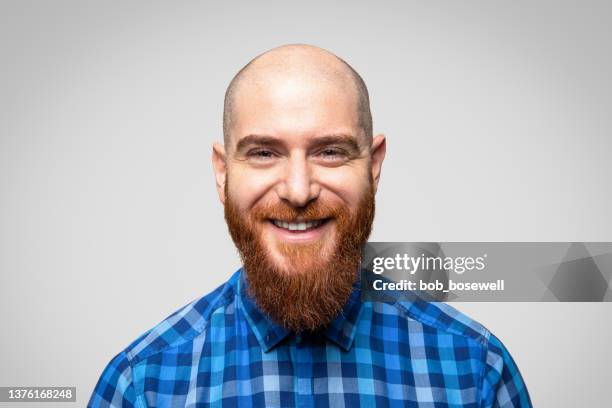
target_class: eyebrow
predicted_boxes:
[308,134,361,154]
[234,133,362,154]
[235,135,282,153]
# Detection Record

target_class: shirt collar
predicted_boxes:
[237,268,364,352]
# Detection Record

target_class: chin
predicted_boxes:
[262,240,335,274]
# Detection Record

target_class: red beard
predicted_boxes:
[224,181,375,332]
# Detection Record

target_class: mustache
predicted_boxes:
[249,200,346,222]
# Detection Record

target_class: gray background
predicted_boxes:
[1,1,611,406]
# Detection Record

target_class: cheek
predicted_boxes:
[315,166,371,206]
[227,168,278,210]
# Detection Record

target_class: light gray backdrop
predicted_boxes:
[1,1,611,406]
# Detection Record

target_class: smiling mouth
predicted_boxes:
[269,218,330,232]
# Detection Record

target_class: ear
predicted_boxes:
[211,143,227,204]
[370,134,386,193]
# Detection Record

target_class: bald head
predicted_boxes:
[223,45,372,148]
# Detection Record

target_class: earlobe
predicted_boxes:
[370,134,386,192]
[212,143,227,204]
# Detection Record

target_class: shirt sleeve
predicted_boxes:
[480,334,532,408]
[88,351,139,408]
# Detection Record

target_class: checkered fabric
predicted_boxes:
[89,269,531,407]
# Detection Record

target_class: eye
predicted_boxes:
[318,147,348,161]
[246,149,277,162]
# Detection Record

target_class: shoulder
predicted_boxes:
[401,299,491,344]
[361,270,491,347]
[88,271,241,407]
[373,293,492,349]
[122,270,240,365]
[379,299,531,406]
[366,295,517,373]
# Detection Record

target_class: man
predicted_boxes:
[89,44,531,407]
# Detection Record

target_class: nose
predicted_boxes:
[275,153,321,207]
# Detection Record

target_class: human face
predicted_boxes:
[213,75,386,274]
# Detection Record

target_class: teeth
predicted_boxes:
[272,219,324,231]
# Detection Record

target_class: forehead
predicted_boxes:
[229,72,363,147]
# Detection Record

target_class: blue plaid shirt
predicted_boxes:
[89,269,531,407]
